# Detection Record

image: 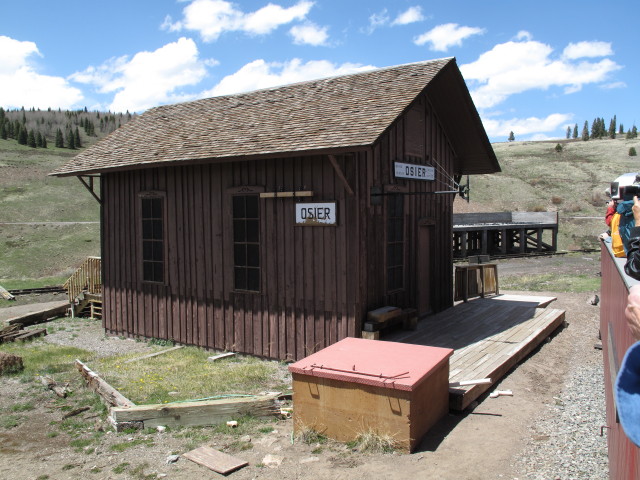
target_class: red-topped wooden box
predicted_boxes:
[288,337,453,452]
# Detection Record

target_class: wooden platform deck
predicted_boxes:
[387,294,565,410]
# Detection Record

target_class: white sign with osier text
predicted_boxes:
[394,162,435,181]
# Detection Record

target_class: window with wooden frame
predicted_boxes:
[386,194,405,292]
[232,194,260,292]
[140,194,165,284]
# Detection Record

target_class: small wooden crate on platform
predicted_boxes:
[288,337,453,452]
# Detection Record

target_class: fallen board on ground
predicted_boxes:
[183,446,248,475]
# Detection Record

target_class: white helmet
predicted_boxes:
[611,172,640,200]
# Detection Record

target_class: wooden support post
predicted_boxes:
[481,230,488,255]
[461,232,468,258]
[327,155,354,196]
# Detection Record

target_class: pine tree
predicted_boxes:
[66,129,75,149]
[508,131,515,142]
[609,115,617,139]
[0,121,6,140]
[27,130,36,148]
[566,126,571,139]
[18,127,28,145]
[36,131,43,147]
[582,121,590,141]
[55,128,64,148]
[573,124,578,139]
[620,123,625,135]
[42,135,47,148]
[74,127,81,148]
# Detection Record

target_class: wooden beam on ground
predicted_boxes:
[207,352,236,362]
[14,328,47,342]
[6,302,69,327]
[0,285,15,301]
[39,375,70,398]
[123,345,184,364]
[183,447,248,475]
[75,359,135,408]
[110,393,279,429]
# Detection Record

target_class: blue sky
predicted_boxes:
[0,0,636,142]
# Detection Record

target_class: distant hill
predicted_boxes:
[0,125,639,284]
[454,136,640,250]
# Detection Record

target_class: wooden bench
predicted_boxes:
[361,307,418,340]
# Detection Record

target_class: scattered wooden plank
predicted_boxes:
[111,393,279,428]
[6,302,69,327]
[0,285,15,301]
[62,406,90,419]
[183,446,248,475]
[40,375,70,398]
[75,359,135,408]
[449,378,491,388]
[489,390,513,398]
[207,352,236,362]
[14,328,47,342]
[123,345,184,364]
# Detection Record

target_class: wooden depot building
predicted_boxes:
[51,57,500,361]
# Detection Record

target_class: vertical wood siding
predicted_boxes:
[102,91,456,360]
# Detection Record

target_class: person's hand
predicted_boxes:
[608,199,615,208]
[626,285,640,341]
[634,196,640,227]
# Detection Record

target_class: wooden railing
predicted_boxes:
[64,257,102,303]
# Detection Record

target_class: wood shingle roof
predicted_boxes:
[52,57,499,176]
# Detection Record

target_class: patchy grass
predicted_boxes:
[94,347,287,404]
[500,273,601,293]
[0,342,93,377]
[350,429,397,454]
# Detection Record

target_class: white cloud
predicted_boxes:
[70,38,209,112]
[163,0,313,42]
[482,113,573,138]
[601,81,627,90]
[203,58,375,97]
[392,6,424,26]
[0,36,83,109]
[461,36,622,109]
[563,41,613,59]
[366,9,390,34]
[414,23,485,51]
[289,22,329,46]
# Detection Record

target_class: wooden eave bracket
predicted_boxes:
[77,175,102,204]
[327,154,354,196]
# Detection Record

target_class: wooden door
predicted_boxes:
[417,223,434,315]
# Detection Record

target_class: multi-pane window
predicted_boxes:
[386,194,404,291]
[141,196,164,283]
[233,195,260,292]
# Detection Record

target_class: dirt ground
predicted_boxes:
[0,255,605,480]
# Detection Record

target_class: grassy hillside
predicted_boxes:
[456,136,640,250]
[0,139,101,287]
[0,131,639,286]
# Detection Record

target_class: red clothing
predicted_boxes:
[606,205,616,226]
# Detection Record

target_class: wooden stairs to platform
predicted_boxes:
[64,257,102,319]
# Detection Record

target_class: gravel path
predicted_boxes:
[514,359,608,479]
